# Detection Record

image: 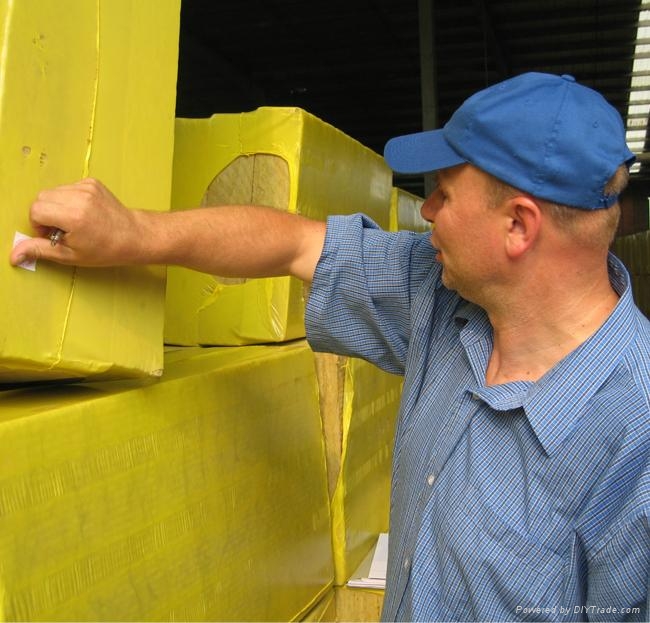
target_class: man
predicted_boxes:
[10,73,650,621]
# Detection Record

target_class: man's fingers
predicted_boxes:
[30,201,66,233]
[9,178,131,269]
[35,178,98,199]
[30,179,102,231]
[10,236,76,267]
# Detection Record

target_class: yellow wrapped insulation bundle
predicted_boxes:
[1,0,180,382]
[389,187,428,233]
[315,353,402,586]
[166,107,393,346]
[0,341,333,621]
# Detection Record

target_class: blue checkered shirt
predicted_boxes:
[306,214,650,622]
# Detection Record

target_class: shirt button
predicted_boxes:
[427,473,435,486]
[403,557,411,571]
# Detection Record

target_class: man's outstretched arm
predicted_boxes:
[9,178,326,282]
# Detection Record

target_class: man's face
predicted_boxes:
[420,164,504,302]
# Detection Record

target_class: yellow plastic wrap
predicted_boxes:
[166,107,393,345]
[300,590,336,622]
[0,0,180,382]
[0,341,333,621]
[389,187,428,232]
[315,354,402,585]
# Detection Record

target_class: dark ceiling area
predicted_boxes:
[176,0,644,199]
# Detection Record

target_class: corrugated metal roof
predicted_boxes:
[177,0,647,196]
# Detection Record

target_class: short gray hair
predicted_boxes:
[483,165,628,247]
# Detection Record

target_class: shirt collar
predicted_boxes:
[455,254,637,456]
[525,254,636,455]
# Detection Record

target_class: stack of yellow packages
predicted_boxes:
[1,3,337,621]
[165,107,393,345]
[0,342,333,621]
[167,107,406,622]
[166,107,407,622]
[1,0,180,382]
[2,4,406,620]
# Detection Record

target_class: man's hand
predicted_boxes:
[9,177,326,281]
[9,178,144,267]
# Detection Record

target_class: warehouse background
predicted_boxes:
[175,0,650,234]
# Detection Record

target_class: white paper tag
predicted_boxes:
[13,232,37,271]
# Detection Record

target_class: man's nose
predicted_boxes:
[420,190,440,223]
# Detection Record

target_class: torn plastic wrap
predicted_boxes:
[165,107,393,346]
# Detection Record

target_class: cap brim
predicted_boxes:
[383,129,467,174]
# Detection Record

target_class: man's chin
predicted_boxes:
[440,269,454,291]
[440,270,464,298]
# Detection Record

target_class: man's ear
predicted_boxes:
[503,196,541,259]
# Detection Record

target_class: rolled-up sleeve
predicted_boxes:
[305,213,435,375]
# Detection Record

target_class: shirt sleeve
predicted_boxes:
[305,213,436,375]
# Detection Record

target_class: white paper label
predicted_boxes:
[13,232,37,271]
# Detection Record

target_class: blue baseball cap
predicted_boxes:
[384,72,636,210]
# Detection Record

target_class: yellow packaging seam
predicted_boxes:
[53,0,100,370]
[330,359,354,584]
